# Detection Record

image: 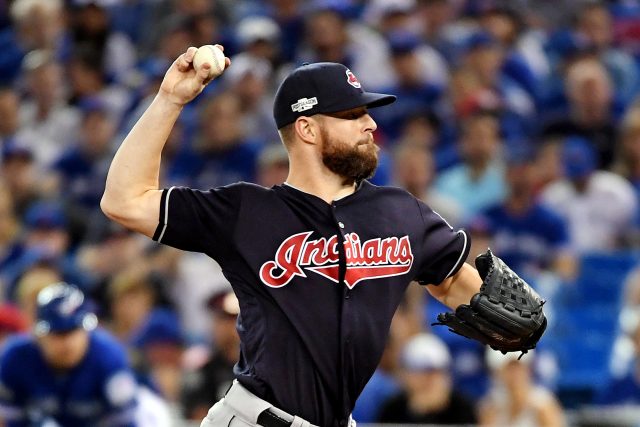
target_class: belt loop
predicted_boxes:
[290,416,311,427]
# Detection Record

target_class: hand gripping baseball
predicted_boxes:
[433,250,547,356]
[159,45,230,107]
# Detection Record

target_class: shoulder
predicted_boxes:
[531,203,565,224]
[592,172,635,195]
[1,335,36,365]
[168,181,273,201]
[89,329,129,368]
[362,181,416,199]
[360,182,425,211]
[541,180,573,202]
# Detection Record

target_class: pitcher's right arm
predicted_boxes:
[100,46,229,237]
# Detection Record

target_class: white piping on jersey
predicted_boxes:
[432,208,453,230]
[283,181,302,191]
[445,230,468,279]
[157,186,175,243]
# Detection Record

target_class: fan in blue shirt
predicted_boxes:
[0,283,138,427]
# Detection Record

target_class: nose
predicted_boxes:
[363,113,377,133]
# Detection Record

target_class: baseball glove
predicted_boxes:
[433,249,547,355]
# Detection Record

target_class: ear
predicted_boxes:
[294,117,319,145]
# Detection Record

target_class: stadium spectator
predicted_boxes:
[0,304,27,349]
[235,15,283,70]
[377,332,477,424]
[373,31,443,139]
[107,265,157,343]
[0,144,41,216]
[469,143,576,281]
[266,0,305,63]
[364,0,418,37]
[131,308,184,403]
[393,142,462,226]
[169,91,263,188]
[574,1,639,103]
[0,0,65,84]
[108,264,183,401]
[0,283,139,426]
[69,2,136,84]
[51,97,116,212]
[222,53,278,144]
[416,0,470,61]
[541,57,619,168]
[66,48,131,125]
[181,289,240,421]
[478,6,547,99]
[353,283,424,423]
[480,350,565,427]
[14,263,61,325]
[435,110,507,222]
[365,0,450,89]
[541,136,637,252]
[0,184,20,276]
[460,30,536,129]
[614,102,640,192]
[257,143,290,187]
[298,1,394,89]
[18,50,80,169]
[75,219,146,300]
[0,87,21,149]
[0,201,84,300]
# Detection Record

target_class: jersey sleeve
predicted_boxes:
[152,183,245,259]
[414,200,470,286]
[0,343,28,427]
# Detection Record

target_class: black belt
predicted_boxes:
[257,409,292,427]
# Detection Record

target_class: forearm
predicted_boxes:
[101,94,182,236]
[103,94,181,208]
[427,263,482,309]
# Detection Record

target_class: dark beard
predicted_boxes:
[320,128,378,185]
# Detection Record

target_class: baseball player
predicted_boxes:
[0,283,138,427]
[101,46,546,427]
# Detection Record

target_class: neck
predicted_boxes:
[573,105,607,125]
[506,191,531,213]
[286,157,356,204]
[408,388,450,412]
[469,159,489,180]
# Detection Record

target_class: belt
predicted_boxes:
[257,409,292,427]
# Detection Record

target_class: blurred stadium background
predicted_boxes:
[2,0,640,425]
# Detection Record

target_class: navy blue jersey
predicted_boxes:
[0,329,137,427]
[152,180,469,426]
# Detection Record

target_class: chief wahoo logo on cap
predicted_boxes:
[346,69,361,88]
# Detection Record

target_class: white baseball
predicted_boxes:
[192,45,226,78]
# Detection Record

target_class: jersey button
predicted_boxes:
[338,222,345,229]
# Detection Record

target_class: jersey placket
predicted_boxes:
[330,202,354,425]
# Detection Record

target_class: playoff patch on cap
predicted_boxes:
[273,62,396,129]
[292,97,318,113]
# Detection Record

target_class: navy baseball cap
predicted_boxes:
[34,283,97,336]
[273,62,396,129]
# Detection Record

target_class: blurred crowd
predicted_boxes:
[2,0,640,425]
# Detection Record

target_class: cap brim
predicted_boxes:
[321,92,396,115]
[361,92,397,109]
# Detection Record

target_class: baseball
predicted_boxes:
[193,45,226,79]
